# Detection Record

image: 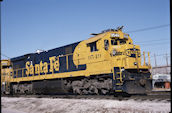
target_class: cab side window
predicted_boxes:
[111,39,117,45]
[104,40,109,50]
[119,39,126,44]
[88,41,98,52]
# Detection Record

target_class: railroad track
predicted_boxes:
[2,91,170,103]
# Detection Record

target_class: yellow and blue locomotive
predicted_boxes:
[2,27,152,95]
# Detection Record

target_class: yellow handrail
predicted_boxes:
[143,51,146,66]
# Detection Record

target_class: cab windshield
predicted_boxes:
[111,39,126,45]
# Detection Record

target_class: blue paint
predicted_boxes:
[11,41,86,78]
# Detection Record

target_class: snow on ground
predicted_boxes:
[1,97,171,113]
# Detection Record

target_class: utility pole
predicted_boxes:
[153,54,157,74]
[154,54,157,67]
[165,53,168,74]
[166,53,168,66]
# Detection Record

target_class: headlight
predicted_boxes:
[112,49,116,56]
[134,62,137,65]
[111,33,120,38]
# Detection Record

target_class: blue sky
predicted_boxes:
[1,0,170,66]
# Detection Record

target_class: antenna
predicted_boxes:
[116,26,124,31]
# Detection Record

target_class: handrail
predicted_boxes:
[119,67,123,83]
[143,51,146,66]
[141,51,151,68]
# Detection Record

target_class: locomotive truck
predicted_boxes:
[1,27,152,95]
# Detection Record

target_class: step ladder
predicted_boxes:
[5,73,11,94]
[113,67,123,92]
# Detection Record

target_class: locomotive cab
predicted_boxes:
[100,28,151,70]
[103,29,152,94]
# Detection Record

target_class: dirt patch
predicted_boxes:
[1,97,171,113]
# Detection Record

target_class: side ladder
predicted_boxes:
[5,73,11,94]
[113,67,123,92]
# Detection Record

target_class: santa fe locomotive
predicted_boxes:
[1,27,152,95]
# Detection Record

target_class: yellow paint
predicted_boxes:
[40,61,44,73]
[1,60,12,91]
[25,61,30,75]
[35,64,40,74]
[49,56,56,72]
[43,62,48,74]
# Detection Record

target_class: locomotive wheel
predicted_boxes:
[65,75,112,95]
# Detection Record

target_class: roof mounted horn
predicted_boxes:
[91,26,124,35]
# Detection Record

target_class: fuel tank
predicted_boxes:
[32,79,68,94]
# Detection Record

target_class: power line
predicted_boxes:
[126,24,170,33]
[139,41,170,46]
[124,24,170,45]
[1,53,11,59]
[1,24,170,60]
[135,38,170,44]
